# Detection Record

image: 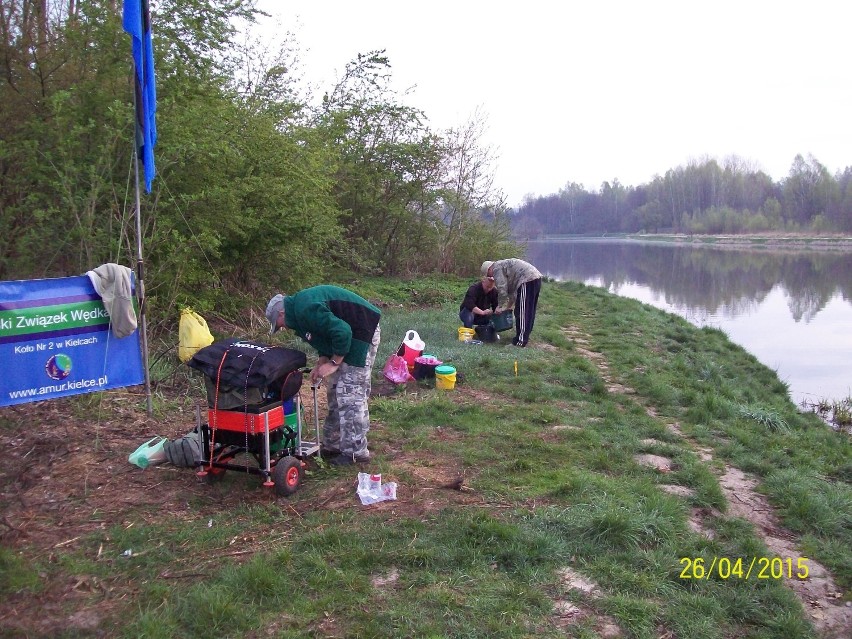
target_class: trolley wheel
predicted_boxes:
[272,456,303,496]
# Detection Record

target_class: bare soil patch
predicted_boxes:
[551,567,626,637]
[633,453,674,473]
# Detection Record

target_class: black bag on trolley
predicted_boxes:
[187,338,307,410]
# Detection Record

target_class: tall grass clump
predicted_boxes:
[737,405,790,432]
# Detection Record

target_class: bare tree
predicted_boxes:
[436,108,503,272]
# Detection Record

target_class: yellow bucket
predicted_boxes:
[435,365,457,390]
[458,327,475,342]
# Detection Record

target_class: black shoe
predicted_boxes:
[329,453,371,466]
[320,448,341,459]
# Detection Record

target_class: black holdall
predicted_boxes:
[187,338,307,409]
[164,431,201,467]
[474,324,497,343]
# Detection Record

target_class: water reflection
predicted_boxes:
[527,239,852,404]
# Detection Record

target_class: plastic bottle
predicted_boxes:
[356,472,397,505]
[369,473,382,494]
[128,436,167,469]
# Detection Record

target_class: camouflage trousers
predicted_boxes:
[322,324,381,458]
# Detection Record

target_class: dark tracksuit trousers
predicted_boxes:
[513,278,541,346]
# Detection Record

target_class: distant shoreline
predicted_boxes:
[531,233,852,251]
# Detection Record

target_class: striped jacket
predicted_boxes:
[491,259,542,308]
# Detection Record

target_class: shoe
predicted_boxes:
[329,453,371,466]
[320,448,341,459]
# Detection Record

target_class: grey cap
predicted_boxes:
[265,294,285,334]
[480,261,494,277]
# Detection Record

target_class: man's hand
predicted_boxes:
[311,357,331,383]
[311,362,337,382]
[311,356,342,383]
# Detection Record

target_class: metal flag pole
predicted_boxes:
[132,145,154,417]
[125,0,156,417]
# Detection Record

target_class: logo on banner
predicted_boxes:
[45,354,73,380]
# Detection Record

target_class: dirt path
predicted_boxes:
[717,466,850,637]
[561,325,852,638]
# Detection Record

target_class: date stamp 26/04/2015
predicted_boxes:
[679,556,810,580]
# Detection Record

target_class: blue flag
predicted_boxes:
[123,0,157,192]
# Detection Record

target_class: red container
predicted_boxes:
[208,404,284,433]
[397,344,422,371]
[207,398,295,434]
[397,330,425,372]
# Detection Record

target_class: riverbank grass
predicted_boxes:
[1,277,849,638]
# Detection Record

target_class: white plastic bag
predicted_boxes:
[356,472,397,505]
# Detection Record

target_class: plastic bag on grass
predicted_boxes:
[356,472,397,505]
[382,353,412,384]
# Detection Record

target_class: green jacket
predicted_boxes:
[283,285,381,367]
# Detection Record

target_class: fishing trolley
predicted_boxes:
[186,338,321,496]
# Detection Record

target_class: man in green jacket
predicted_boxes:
[266,286,382,466]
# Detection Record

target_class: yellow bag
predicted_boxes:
[178,308,214,363]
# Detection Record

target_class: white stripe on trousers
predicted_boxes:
[517,283,528,343]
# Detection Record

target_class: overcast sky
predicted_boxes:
[251,0,851,208]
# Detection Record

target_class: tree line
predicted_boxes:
[0,0,515,329]
[512,154,852,238]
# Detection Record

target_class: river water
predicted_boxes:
[526,238,852,407]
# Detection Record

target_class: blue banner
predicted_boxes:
[0,276,145,407]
